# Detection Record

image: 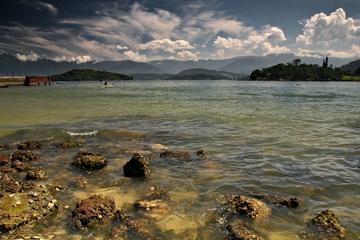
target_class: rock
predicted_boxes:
[11,151,40,162]
[58,139,82,149]
[112,210,151,239]
[17,141,42,150]
[72,195,116,229]
[135,186,170,220]
[72,151,107,171]
[0,144,11,151]
[1,166,16,174]
[160,150,192,161]
[12,160,29,172]
[196,150,208,159]
[123,153,150,178]
[226,221,262,240]
[252,194,299,208]
[0,185,57,232]
[0,154,10,166]
[226,195,270,219]
[25,168,47,180]
[0,175,22,194]
[301,209,347,239]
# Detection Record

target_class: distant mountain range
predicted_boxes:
[0,53,356,76]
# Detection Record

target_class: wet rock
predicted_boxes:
[112,210,151,239]
[252,194,299,208]
[0,166,16,174]
[25,168,47,180]
[0,175,21,194]
[226,221,262,240]
[58,139,82,149]
[17,141,42,150]
[11,151,40,162]
[160,150,192,161]
[123,153,150,178]
[72,151,107,171]
[0,144,11,151]
[0,185,57,232]
[0,154,10,166]
[226,195,270,219]
[72,194,116,229]
[12,160,29,172]
[300,210,347,239]
[196,150,208,159]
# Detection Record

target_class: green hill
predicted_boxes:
[50,69,133,81]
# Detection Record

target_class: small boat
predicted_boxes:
[102,83,114,88]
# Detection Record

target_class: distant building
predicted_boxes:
[24,76,51,86]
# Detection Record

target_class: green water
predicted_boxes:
[0,80,359,239]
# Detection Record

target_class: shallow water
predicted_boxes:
[0,80,359,239]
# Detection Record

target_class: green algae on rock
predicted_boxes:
[226,195,270,219]
[72,151,107,171]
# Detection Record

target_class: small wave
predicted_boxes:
[66,130,98,136]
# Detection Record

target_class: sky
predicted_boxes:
[0,0,360,63]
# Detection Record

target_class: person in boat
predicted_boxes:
[104,81,108,86]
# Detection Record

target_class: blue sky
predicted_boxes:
[0,0,359,62]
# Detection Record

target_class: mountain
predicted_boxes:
[51,69,133,81]
[0,54,162,76]
[168,68,242,80]
[149,58,236,74]
[220,54,353,74]
[0,53,355,76]
[340,59,360,73]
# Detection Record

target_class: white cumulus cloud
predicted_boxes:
[297,8,360,44]
[139,39,194,53]
[124,50,147,62]
[15,52,40,61]
[175,50,199,61]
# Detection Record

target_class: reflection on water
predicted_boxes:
[0,80,359,239]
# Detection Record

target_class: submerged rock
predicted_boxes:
[160,150,192,161]
[58,139,82,149]
[72,151,107,171]
[226,195,270,219]
[25,168,47,180]
[0,175,34,196]
[226,221,262,240]
[110,209,151,239]
[300,209,347,239]
[12,160,29,172]
[0,154,10,166]
[17,141,42,150]
[72,194,116,229]
[135,186,170,219]
[11,151,40,162]
[252,194,299,208]
[123,153,150,178]
[0,185,57,233]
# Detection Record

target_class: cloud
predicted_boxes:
[23,0,58,15]
[52,55,94,63]
[116,45,128,50]
[175,50,199,61]
[124,50,147,62]
[15,51,40,61]
[297,8,360,44]
[212,25,288,56]
[139,39,194,53]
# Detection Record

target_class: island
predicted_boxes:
[50,69,133,81]
[249,58,360,81]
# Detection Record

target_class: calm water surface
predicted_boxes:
[0,80,359,239]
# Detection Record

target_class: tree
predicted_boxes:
[292,59,301,66]
[355,67,360,75]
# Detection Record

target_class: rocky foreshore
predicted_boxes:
[0,134,356,239]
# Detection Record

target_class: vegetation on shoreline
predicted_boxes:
[51,69,133,81]
[250,59,347,81]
